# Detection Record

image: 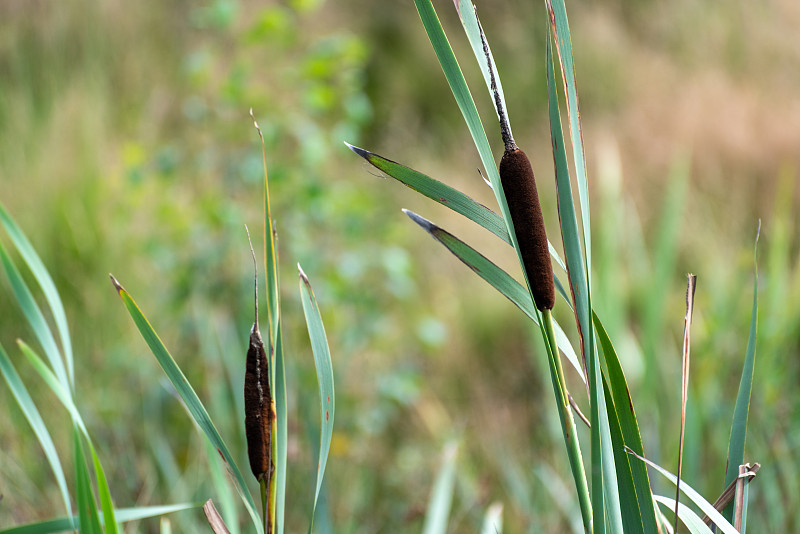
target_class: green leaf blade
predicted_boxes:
[0,241,69,388]
[298,266,335,533]
[0,202,74,387]
[109,275,263,533]
[0,342,72,518]
[723,224,760,520]
[346,144,511,245]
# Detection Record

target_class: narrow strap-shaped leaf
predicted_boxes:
[16,340,89,434]
[89,441,120,534]
[422,441,459,534]
[626,449,739,534]
[0,504,201,534]
[0,342,72,518]
[109,275,263,533]
[546,33,589,380]
[652,495,714,534]
[545,0,591,275]
[593,312,659,532]
[16,338,118,532]
[298,266,335,534]
[452,0,508,125]
[404,210,584,383]
[547,30,606,533]
[723,222,760,521]
[346,143,511,245]
[346,144,570,277]
[0,241,69,388]
[0,202,73,388]
[601,373,645,534]
[74,426,103,533]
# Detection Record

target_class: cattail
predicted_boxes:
[480,20,554,311]
[243,226,274,483]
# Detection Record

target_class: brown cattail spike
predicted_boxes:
[479,16,554,310]
[243,228,274,482]
[500,149,555,311]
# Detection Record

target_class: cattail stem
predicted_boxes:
[542,309,592,531]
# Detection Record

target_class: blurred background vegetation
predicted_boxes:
[1,0,798,531]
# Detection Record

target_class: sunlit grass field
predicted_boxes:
[1,0,798,531]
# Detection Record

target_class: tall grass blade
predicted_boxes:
[0,202,73,388]
[0,342,72,518]
[545,0,591,272]
[89,442,120,534]
[16,339,122,530]
[422,441,458,534]
[722,222,760,522]
[601,374,645,534]
[74,426,102,534]
[109,275,263,533]
[16,341,87,436]
[480,503,503,534]
[0,504,201,534]
[298,266,335,534]
[593,312,659,532]
[626,448,739,534]
[404,209,583,382]
[546,31,589,382]
[652,496,714,534]
[0,241,68,388]
[452,0,508,124]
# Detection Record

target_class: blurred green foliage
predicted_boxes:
[1,0,799,532]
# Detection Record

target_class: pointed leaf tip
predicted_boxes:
[109,274,124,294]
[298,263,309,285]
[345,142,370,159]
[402,209,436,233]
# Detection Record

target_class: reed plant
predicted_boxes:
[348,1,761,532]
[0,117,337,533]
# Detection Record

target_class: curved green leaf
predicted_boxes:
[298,266,335,534]
[653,495,714,534]
[404,210,583,383]
[346,143,510,245]
[0,202,73,388]
[0,504,200,534]
[16,341,87,437]
[627,449,739,534]
[0,342,72,518]
[74,426,102,534]
[0,241,68,388]
[109,275,263,533]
